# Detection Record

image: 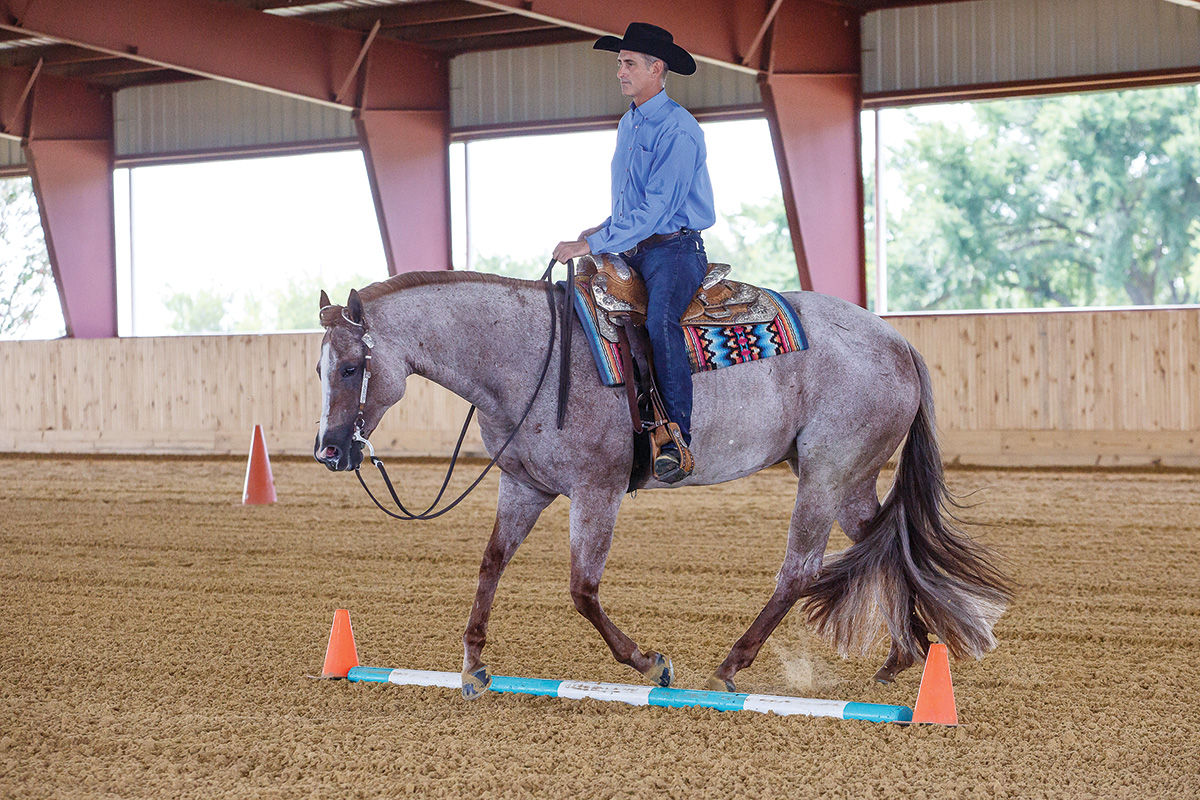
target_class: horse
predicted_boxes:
[314,270,1011,697]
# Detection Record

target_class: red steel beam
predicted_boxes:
[354,47,451,273]
[2,0,453,283]
[0,0,447,110]
[20,70,117,337]
[465,0,767,71]
[760,1,866,305]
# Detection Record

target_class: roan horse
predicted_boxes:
[314,270,1011,697]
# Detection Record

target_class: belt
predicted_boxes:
[624,228,697,256]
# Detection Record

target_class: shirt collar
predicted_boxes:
[630,89,670,119]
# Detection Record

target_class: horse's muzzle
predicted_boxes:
[314,433,364,471]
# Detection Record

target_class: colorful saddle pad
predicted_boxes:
[573,278,808,387]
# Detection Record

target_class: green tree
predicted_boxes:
[472,253,548,281]
[275,272,377,330]
[164,288,231,333]
[705,196,802,292]
[0,177,60,337]
[886,85,1200,310]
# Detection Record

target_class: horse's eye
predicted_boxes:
[342,365,357,378]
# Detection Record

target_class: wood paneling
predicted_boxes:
[883,307,1200,466]
[1,307,1198,466]
[0,333,481,458]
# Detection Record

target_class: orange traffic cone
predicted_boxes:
[912,642,958,725]
[320,609,360,679]
[242,424,277,505]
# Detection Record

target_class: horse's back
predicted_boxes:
[685,289,921,485]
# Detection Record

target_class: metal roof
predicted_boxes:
[1,1,1196,95]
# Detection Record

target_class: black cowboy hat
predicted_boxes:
[593,22,697,76]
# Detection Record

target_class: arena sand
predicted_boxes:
[1,455,1197,798]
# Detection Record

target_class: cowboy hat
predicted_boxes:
[593,22,697,76]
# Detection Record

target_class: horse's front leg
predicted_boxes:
[569,486,674,687]
[461,472,555,699]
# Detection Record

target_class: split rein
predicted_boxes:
[348,258,574,521]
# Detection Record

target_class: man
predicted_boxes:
[553,22,715,484]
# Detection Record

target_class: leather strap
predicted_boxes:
[615,322,643,434]
[556,258,575,429]
[623,228,695,256]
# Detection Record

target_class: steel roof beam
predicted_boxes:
[395,15,557,43]
[306,1,507,32]
[0,0,447,110]
[462,0,767,73]
[430,27,594,53]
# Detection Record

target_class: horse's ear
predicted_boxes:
[319,289,331,310]
[346,289,364,325]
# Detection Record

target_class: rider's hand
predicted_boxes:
[577,224,603,240]
[553,239,591,264]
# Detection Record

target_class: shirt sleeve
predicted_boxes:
[585,130,702,255]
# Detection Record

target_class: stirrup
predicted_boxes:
[652,423,693,483]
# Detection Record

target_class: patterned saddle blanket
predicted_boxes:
[572,254,808,387]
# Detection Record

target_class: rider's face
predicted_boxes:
[617,51,662,106]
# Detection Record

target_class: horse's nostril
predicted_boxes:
[323,446,340,461]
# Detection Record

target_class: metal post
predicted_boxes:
[463,141,472,272]
[873,109,888,315]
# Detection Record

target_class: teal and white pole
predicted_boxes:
[348,667,912,724]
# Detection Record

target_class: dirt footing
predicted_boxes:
[2,457,1197,798]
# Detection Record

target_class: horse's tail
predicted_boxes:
[800,344,1013,664]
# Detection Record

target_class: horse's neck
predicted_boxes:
[373,280,552,418]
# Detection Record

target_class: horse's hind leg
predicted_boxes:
[461,472,555,699]
[706,485,834,693]
[837,477,925,684]
[569,485,673,687]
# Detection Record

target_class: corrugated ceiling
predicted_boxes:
[863,0,1200,99]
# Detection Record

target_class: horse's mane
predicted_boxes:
[358,270,538,304]
[320,270,541,326]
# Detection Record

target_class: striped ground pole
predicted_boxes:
[347,667,912,724]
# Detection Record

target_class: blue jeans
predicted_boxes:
[626,231,708,445]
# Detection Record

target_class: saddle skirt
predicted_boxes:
[573,253,808,387]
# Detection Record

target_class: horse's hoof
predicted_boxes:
[872,655,914,684]
[461,666,492,700]
[705,673,736,693]
[645,653,673,688]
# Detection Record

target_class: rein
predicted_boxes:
[348,259,571,521]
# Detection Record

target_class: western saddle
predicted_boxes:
[574,253,782,483]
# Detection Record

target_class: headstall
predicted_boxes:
[325,258,573,521]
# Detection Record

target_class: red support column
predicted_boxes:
[356,109,451,275]
[354,49,451,275]
[760,2,865,306]
[22,73,116,338]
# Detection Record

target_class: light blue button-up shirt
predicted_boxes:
[585,89,716,255]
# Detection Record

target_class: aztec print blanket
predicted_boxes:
[573,282,808,387]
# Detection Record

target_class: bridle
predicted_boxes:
[325,258,573,521]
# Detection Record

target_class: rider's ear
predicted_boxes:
[319,289,331,310]
[346,289,364,325]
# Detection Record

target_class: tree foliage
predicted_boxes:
[886,85,1200,310]
[163,272,377,333]
[705,197,801,292]
[0,177,60,337]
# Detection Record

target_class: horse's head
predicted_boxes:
[313,288,406,471]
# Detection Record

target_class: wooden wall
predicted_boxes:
[1,306,1197,467]
[885,308,1200,466]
